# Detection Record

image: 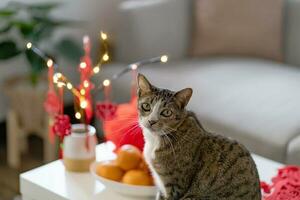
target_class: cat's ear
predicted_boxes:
[174,88,193,108]
[137,73,152,96]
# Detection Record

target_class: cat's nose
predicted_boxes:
[148,120,158,126]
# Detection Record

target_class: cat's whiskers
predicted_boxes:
[162,131,181,169]
[104,120,139,136]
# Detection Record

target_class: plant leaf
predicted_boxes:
[54,38,83,63]
[0,40,21,59]
[0,24,12,33]
[0,9,16,17]
[11,20,37,39]
[25,48,47,75]
[32,16,78,27]
[28,2,61,11]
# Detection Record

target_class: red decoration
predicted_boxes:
[261,165,300,200]
[52,114,71,139]
[44,60,61,144]
[77,36,94,124]
[44,91,60,115]
[96,102,118,120]
[103,96,144,152]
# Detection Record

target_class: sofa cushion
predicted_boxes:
[191,0,284,61]
[286,134,300,165]
[135,58,300,163]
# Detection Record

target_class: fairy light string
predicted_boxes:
[26,32,168,122]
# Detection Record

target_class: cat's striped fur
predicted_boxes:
[137,74,261,200]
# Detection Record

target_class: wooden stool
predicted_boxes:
[7,109,56,169]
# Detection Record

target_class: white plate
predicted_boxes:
[90,161,157,197]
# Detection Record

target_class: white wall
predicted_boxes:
[0,0,122,120]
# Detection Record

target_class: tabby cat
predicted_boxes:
[137,74,261,200]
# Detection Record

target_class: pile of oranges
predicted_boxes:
[96,144,154,186]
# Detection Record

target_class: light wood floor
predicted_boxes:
[0,136,44,200]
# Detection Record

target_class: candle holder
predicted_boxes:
[63,124,97,172]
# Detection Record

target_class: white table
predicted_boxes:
[20,142,283,200]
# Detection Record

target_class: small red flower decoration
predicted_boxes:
[52,114,71,139]
[96,102,118,121]
[261,165,300,200]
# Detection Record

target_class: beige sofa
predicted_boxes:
[101,0,300,165]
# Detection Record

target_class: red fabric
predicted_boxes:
[261,165,300,200]
[102,97,144,152]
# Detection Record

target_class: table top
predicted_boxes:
[20,142,283,200]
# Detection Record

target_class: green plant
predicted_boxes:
[0,1,83,85]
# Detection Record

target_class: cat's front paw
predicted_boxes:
[156,192,166,200]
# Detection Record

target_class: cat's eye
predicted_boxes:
[161,109,172,117]
[141,103,151,111]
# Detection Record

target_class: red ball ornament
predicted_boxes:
[52,114,71,139]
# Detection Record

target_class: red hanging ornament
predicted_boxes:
[77,36,94,124]
[96,102,118,121]
[44,91,60,115]
[44,60,61,143]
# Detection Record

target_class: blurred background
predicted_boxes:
[2,0,300,199]
[0,1,122,199]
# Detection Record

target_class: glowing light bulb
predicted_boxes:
[102,54,109,62]
[83,35,89,44]
[47,59,53,68]
[56,73,62,78]
[75,112,81,119]
[80,89,86,95]
[26,42,32,49]
[83,80,89,88]
[160,55,168,63]
[66,83,73,89]
[101,32,108,40]
[103,79,110,87]
[131,64,138,70]
[80,100,88,109]
[93,66,100,74]
[53,73,62,83]
[80,62,87,69]
[57,82,65,88]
